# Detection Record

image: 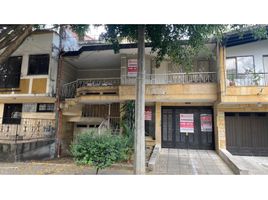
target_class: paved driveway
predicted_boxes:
[150,148,233,175]
[231,155,268,175]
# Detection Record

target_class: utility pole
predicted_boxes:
[55,25,64,158]
[134,25,146,174]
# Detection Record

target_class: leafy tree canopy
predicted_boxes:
[102,24,267,70]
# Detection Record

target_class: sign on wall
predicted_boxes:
[128,59,138,77]
[200,114,212,132]
[145,107,152,121]
[180,114,194,133]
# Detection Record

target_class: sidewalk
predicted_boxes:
[0,158,133,175]
[149,149,234,175]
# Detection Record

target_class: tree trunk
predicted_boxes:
[0,25,33,65]
[134,25,146,175]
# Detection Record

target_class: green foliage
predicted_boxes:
[120,100,135,159]
[102,24,268,71]
[121,100,135,131]
[102,25,227,70]
[70,131,129,174]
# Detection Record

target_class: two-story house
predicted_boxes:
[0,29,78,160]
[60,42,218,154]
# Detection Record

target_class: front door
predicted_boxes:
[162,107,214,150]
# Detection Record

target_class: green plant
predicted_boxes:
[70,131,128,174]
[121,123,134,162]
[120,101,135,162]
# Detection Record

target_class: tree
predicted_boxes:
[102,24,268,174]
[0,24,89,65]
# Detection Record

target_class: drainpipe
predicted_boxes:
[55,25,64,158]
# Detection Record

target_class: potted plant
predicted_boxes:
[228,74,236,86]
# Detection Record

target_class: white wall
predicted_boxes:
[226,39,268,72]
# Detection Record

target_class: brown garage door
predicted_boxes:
[225,112,268,156]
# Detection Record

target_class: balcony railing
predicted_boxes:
[226,73,268,86]
[61,72,217,98]
[121,72,217,85]
[0,118,56,141]
[61,78,121,99]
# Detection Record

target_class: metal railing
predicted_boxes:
[61,77,121,98]
[97,116,120,135]
[61,72,217,98]
[226,73,268,86]
[0,118,56,141]
[121,72,217,85]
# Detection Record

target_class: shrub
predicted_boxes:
[70,131,128,174]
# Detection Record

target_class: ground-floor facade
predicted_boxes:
[60,101,268,157]
[0,99,56,161]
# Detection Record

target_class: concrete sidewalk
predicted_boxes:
[149,149,234,175]
[219,149,268,175]
[0,160,133,175]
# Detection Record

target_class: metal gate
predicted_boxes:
[225,112,268,156]
[162,107,214,150]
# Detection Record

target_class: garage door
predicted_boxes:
[162,107,214,150]
[225,112,268,156]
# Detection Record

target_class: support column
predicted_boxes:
[155,102,161,147]
[214,105,226,153]
[134,25,146,175]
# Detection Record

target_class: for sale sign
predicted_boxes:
[200,114,212,132]
[128,59,138,77]
[145,107,152,121]
[180,114,194,133]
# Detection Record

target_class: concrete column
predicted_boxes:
[134,25,146,175]
[214,105,226,152]
[155,102,161,147]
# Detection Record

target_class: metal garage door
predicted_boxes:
[225,112,268,156]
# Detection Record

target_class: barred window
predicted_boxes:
[37,103,54,112]
[28,54,49,75]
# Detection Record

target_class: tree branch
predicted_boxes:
[0,25,27,50]
[0,25,33,65]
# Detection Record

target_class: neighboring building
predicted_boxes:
[215,31,268,156]
[0,30,78,161]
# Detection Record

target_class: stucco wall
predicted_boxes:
[226,39,268,72]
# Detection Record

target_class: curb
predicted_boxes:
[219,149,249,175]
[148,144,161,171]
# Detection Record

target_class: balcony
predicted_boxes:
[226,73,268,87]
[122,72,217,85]
[62,72,217,99]
[62,78,121,99]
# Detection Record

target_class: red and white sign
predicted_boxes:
[145,107,152,121]
[128,59,138,77]
[180,114,194,133]
[200,114,212,132]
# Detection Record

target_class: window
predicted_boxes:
[0,56,22,88]
[37,103,54,112]
[28,54,49,75]
[2,104,22,124]
[226,56,255,85]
